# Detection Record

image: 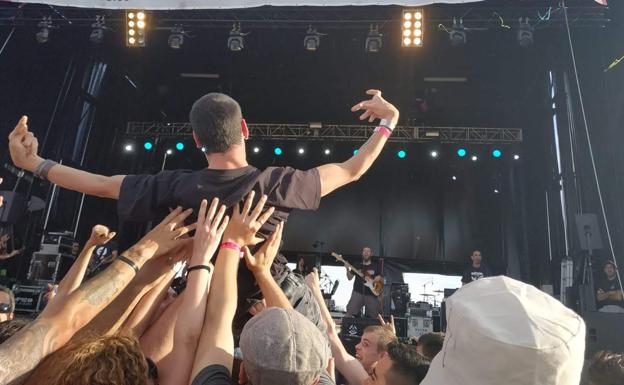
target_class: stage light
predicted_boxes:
[274,147,283,156]
[124,144,134,152]
[471,155,478,161]
[168,26,186,49]
[201,147,207,153]
[304,26,321,51]
[253,146,260,153]
[143,141,153,150]
[297,147,306,155]
[324,148,331,155]
[166,149,173,155]
[452,175,457,181]
[127,10,147,47]
[90,15,106,44]
[494,189,500,194]
[228,23,246,52]
[36,16,53,44]
[175,142,185,151]
[492,149,502,158]
[430,150,439,158]
[449,18,467,47]
[365,24,383,53]
[514,154,520,160]
[353,149,359,155]
[457,148,467,157]
[402,9,424,47]
[517,17,534,47]
[397,150,407,159]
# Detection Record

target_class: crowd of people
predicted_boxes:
[0,89,622,385]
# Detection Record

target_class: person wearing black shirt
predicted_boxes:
[596,260,624,313]
[345,247,383,318]
[461,250,491,285]
[9,90,399,330]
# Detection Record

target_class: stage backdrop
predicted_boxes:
[7,0,483,10]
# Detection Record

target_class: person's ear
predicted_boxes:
[238,361,248,384]
[241,119,250,140]
[192,132,202,148]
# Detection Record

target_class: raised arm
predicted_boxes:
[190,192,273,380]
[8,116,125,199]
[243,221,290,309]
[162,198,228,385]
[55,225,116,299]
[0,207,194,384]
[316,90,399,197]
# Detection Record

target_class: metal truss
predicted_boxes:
[125,122,522,144]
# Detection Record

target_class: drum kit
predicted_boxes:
[420,289,445,307]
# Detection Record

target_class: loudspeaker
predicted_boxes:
[0,191,25,224]
[341,316,408,339]
[582,311,624,357]
[12,284,46,314]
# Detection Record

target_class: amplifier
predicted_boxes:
[27,252,75,283]
[407,315,434,338]
[12,284,46,314]
[341,316,408,339]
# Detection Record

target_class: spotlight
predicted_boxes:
[430,150,439,158]
[471,155,478,162]
[297,147,306,155]
[452,175,457,181]
[304,26,322,51]
[124,144,134,152]
[168,26,186,49]
[36,16,53,44]
[402,9,424,47]
[397,150,407,159]
[143,141,153,151]
[353,149,359,155]
[324,148,331,155]
[365,24,383,53]
[201,147,207,153]
[449,18,467,47]
[253,146,260,154]
[494,189,500,194]
[175,142,185,151]
[492,149,502,158]
[457,148,467,157]
[274,147,283,156]
[89,15,106,44]
[127,10,147,47]
[517,18,534,47]
[513,154,520,160]
[228,23,246,52]
[166,149,173,155]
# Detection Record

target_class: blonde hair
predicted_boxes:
[363,325,398,352]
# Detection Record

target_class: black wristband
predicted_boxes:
[188,264,212,274]
[118,255,139,274]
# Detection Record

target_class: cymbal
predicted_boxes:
[421,294,435,298]
[433,290,445,293]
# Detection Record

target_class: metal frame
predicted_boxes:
[125,122,522,144]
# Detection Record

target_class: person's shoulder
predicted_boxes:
[190,364,231,385]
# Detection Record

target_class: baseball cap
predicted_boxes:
[422,276,585,385]
[240,307,330,385]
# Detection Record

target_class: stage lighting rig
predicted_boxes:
[168,26,187,49]
[402,9,424,47]
[126,11,147,48]
[365,24,383,53]
[304,26,323,51]
[517,18,534,47]
[449,18,467,47]
[89,15,107,44]
[228,23,246,52]
[36,16,54,44]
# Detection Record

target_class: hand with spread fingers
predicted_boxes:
[377,314,397,335]
[350,89,400,126]
[136,206,196,258]
[222,191,275,247]
[243,221,284,278]
[193,197,229,262]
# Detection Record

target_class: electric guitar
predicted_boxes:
[332,252,383,297]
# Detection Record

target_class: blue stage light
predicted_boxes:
[397,150,407,159]
[143,141,153,150]
[457,148,467,157]
[274,147,283,156]
[492,149,502,158]
[176,142,185,151]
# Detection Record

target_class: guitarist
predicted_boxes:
[345,246,383,318]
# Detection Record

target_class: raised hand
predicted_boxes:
[222,191,274,247]
[351,89,400,126]
[89,225,116,246]
[8,116,43,172]
[305,267,321,290]
[377,314,396,335]
[193,198,229,261]
[135,206,196,258]
[243,221,283,277]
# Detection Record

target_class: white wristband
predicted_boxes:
[379,119,396,130]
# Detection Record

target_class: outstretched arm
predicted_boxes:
[316,90,399,197]
[8,116,125,199]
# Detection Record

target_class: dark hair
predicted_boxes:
[189,93,243,154]
[416,332,444,360]
[385,341,430,385]
[0,318,29,343]
[0,285,15,313]
[589,350,624,385]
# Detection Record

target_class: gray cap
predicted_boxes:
[240,307,330,385]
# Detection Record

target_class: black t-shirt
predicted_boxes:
[351,261,381,297]
[596,276,624,308]
[461,265,491,284]
[191,364,231,385]
[118,166,321,239]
